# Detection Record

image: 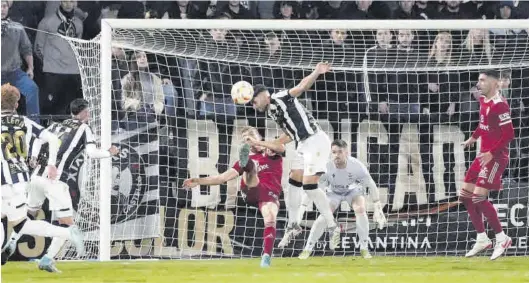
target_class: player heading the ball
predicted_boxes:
[298,140,386,260]
[461,70,514,260]
[183,126,284,268]
[248,62,340,248]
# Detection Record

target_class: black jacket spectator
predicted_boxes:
[414,0,439,19]
[217,0,252,19]
[461,0,496,19]
[393,0,426,19]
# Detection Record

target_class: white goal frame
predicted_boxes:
[98,19,529,261]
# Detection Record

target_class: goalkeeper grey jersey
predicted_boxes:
[319,156,372,195]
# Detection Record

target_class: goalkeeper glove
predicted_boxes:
[372,201,387,230]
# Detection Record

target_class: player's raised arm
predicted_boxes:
[245,133,289,153]
[288,62,331,98]
[183,168,240,189]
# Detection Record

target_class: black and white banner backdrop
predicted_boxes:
[8,119,528,260]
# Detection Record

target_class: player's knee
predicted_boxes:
[12,219,27,233]
[264,219,276,228]
[288,178,303,188]
[289,170,303,183]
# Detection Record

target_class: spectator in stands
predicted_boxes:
[1,1,39,117]
[35,0,84,115]
[427,32,453,66]
[346,0,376,19]
[396,29,417,57]
[164,1,207,19]
[298,1,323,19]
[117,1,145,19]
[438,0,477,19]
[393,0,426,19]
[275,1,298,19]
[217,0,252,19]
[414,0,438,19]
[120,51,165,129]
[461,0,496,19]
[458,29,492,64]
[6,1,45,42]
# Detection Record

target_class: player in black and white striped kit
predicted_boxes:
[4,99,119,272]
[0,84,85,266]
[247,62,340,248]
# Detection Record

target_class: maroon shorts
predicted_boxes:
[464,157,508,191]
[241,183,280,208]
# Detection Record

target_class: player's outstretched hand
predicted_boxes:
[108,145,120,156]
[462,137,476,148]
[315,62,331,74]
[47,165,58,180]
[183,178,199,189]
[244,135,260,147]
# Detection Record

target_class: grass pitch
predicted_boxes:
[2,257,529,283]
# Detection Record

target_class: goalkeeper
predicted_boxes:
[298,140,386,260]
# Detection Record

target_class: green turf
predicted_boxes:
[2,257,529,283]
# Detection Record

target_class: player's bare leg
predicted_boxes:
[460,183,492,257]
[278,169,303,248]
[352,196,371,259]
[299,202,339,260]
[259,202,278,267]
[472,186,512,260]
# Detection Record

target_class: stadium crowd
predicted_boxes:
[1,0,528,185]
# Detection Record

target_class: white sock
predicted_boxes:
[9,231,21,243]
[477,232,488,240]
[356,212,370,250]
[286,183,303,227]
[303,215,326,252]
[297,192,310,224]
[19,220,70,239]
[495,231,506,241]
[0,223,4,250]
[45,237,67,259]
[305,188,336,228]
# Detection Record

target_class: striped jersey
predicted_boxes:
[33,119,96,179]
[267,90,319,142]
[1,112,44,185]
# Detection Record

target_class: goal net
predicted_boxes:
[54,19,528,261]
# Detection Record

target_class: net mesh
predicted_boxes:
[62,23,529,260]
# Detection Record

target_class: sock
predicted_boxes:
[296,193,310,224]
[19,220,70,239]
[286,181,303,227]
[0,222,4,250]
[356,212,370,250]
[473,194,503,234]
[263,226,276,256]
[460,190,485,233]
[45,237,67,259]
[495,231,507,241]
[303,215,326,251]
[304,188,336,229]
[9,231,21,243]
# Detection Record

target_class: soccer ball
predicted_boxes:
[231,81,254,104]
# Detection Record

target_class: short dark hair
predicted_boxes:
[331,139,348,148]
[70,98,89,115]
[480,69,500,80]
[252,84,268,97]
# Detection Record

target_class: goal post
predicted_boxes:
[55,19,529,261]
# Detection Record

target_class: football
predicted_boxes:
[231,81,254,104]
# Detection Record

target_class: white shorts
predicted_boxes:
[327,187,366,210]
[1,183,29,222]
[296,131,331,176]
[27,176,73,218]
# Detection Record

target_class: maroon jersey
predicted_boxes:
[471,95,514,158]
[232,152,283,195]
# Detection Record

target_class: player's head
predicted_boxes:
[477,69,500,97]
[241,126,263,153]
[331,139,348,167]
[499,69,512,90]
[250,84,271,112]
[70,98,90,122]
[60,0,76,12]
[1,83,21,111]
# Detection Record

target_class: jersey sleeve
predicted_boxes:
[232,161,244,176]
[24,116,44,138]
[271,90,292,102]
[489,102,515,155]
[83,124,96,145]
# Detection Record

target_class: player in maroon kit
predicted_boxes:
[183,126,284,268]
[461,70,514,260]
